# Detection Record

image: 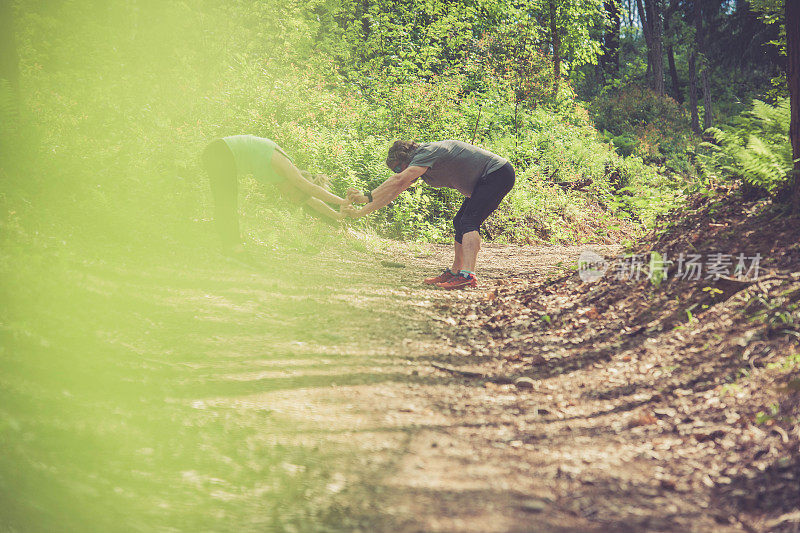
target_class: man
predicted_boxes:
[343,139,515,289]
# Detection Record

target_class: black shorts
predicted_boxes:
[453,162,515,243]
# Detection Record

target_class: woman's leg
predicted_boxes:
[202,140,240,249]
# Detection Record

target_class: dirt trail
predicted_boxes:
[197,242,752,532]
[183,238,800,532]
[7,204,797,530]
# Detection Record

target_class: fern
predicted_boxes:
[697,98,792,194]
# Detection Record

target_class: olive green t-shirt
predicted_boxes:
[409,140,508,197]
[222,135,293,184]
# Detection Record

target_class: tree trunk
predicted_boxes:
[664,1,682,103]
[602,0,621,77]
[549,0,561,95]
[610,1,620,75]
[636,0,652,74]
[649,0,665,95]
[667,42,681,102]
[688,49,700,133]
[0,0,19,95]
[787,0,800,214]
[694,0,712,130]
[638,0,664,95]
[701,66,713,129]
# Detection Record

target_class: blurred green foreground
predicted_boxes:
[0,1,410,529]
[2,241,414,531]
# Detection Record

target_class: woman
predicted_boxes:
[202,135,349,251]
[344,139,515,289]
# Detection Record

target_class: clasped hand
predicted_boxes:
[345,187,369,204]
[339,187,368,219]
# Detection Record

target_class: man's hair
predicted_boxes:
[386,140,419,167]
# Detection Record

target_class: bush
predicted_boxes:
[590,84,695,172]
[610,134,635,157]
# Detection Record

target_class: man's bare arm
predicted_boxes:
[347,166,427,218]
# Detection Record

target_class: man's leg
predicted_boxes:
[451,240,464,272]
[424,205,464,284]
[460,230,481,272]
[436,163,515,289]
[451,201,466,272]
[457,163,515,273]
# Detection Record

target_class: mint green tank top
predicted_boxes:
[221,135,293,184]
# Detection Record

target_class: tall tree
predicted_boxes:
[600,0,621,78]
[663,0,682,103]
[637,0,665,95]
[686,0,714,132]
[688,43,700,132]
[694,0,713,129]
[540,0,605,95]
[787,0,800,214]
[651,0,665,96]
[636,0,652,78]
[0,0,19,95]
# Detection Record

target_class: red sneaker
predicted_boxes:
[424,269,456,285]
[436,272,477,290]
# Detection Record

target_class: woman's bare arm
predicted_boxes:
[304,197,344,221]
[273,153,349,205]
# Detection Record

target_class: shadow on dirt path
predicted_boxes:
[228,241,748,533]
[8,240,788,531]
[183,243,630,532]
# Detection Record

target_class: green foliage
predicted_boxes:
[755,403,781,425]
[609,134,635,157]
[479,24,556,106]
[590,84,695,171]
[750,0,787,55]
[649,252,666,288]
[697,98,793,195]
[1,0,683,252]
[330,0,482,83]
[544,0,605,67]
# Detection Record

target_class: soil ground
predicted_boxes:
[194,242,637,532]
[199,236,798,532]
[3,199,798,531]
